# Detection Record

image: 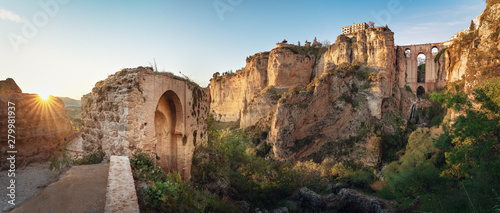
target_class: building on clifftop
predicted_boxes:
[341,22,369,34]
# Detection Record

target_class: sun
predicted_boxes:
[38,91,52,101]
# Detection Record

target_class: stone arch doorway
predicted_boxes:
[417,86,425,97]
[155,90,183,173]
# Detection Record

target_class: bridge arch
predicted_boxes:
[432,46,439,54]
[417,53,426,83]
[400,43,448,94]
[417,86,425,97]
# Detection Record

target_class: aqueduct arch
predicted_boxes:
[399,43,448,94]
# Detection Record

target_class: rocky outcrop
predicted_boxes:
[0,78,74,169]
[338,188,396,213]
[287,187,395,212]
[210,47,317,128]
[210,52,269,123]
[266,28,413,165]
[446,2,500,92]
[268,64,408,165]
[81,67,209,179]
[210,27,416,166]
[267,47,315,87]
[319,27,397,98]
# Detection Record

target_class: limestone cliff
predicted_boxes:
[81,67,209,179]
[210,52,269,123]
[267,47,315,87]
[210,27,416,167]
[318,27,397,98]
[268,65,407,165]
[0,78,74,169]
[446,1,500,91]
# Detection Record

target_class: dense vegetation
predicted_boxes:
[379,79,500,212]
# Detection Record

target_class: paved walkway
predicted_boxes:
[9,164,109,213]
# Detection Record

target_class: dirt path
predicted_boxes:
[0,162,59,212]
[8,163,108,213]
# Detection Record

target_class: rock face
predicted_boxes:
[446,2,500,91]
[210,47,317,128]
[210,52,269,123]
[0,78,74,169]
[267,28,411,165]
[288,187,395,212]
[81,67,209,179]
[268,66,407,165]
[338,188,396,213]
[210,27,416,166]
[319,27,397,98]
[267,47,315,87]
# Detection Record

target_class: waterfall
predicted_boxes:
[410,103,416,120]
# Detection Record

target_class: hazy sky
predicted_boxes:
[0,0,485,99]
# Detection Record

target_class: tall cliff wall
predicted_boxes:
[210,27,416,167]
[0,78,74,169]
[267,67,406,165]
[210,52,269,123]
[267,28,411,164]
[81,67,209,179]
[446,2,500,91]
[318,27,397,98]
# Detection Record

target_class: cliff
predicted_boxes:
[210,27,415,166]
[0,78,74,169]
[268,64,407,165]
[318,27,397,98]
[81,67,209,179]
[446,1,500,91]
[210,52,269,123]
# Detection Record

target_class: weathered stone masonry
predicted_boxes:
[81,67,209,179]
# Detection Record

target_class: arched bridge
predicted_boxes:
[398,42,448,95]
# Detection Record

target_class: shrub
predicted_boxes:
[306,77,319,92]
[73,150,105,165]
[49,150,106,171]
[49,150,72,171]
[355,67,372,81]
[405,85,413,92]
[130,152,168,182]
[339,93,355,106]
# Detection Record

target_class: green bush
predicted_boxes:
[130,152,167,182]
[73,150,105,165]
[49,150,106,171]
[49,150,72,171]
[405,85,412,92]
[355,67,372,81]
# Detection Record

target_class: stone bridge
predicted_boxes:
[398,42,448,95]
[81,67,209,179]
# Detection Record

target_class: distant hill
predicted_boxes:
[58,97,82,107]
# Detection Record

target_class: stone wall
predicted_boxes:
[0,78,74,169]
[81,67,209,179]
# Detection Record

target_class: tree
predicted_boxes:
[368,21,375,28]
[322,40,331,47]
[433,78,500,180]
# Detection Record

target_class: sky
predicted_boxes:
[0,0,485,100]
